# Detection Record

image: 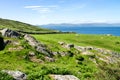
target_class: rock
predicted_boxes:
[0,28,21,38]
[28,51,35,56]
[59,51,68,56]
[45,56,55,62]
[52,52,60,56]
[75,46,86,52]
[4,40,12,46]
[8,46,23,51]
[58,42,65,45]
[2,70,27,80]
[24,34,53,57]
[0,37,5,50]
[66,44,74,49]
[85,46,94,50]
[50,75,79,80]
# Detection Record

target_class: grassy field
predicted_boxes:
[33,34,120,52]
[0,33,120,80]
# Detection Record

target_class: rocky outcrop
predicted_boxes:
[50,75,79,80]
[0,28,21,38]
[2,70,27,80]
[24,34,53,57]
[0,37,5,50]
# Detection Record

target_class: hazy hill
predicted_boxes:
[0,18,53,32]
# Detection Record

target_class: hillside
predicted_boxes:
[0,18,54,33]
[0,19,120,80]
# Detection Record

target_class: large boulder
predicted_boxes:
[2,70,27,80]
[24,34,53,57]
[0,37,5,50]
[0,28,21,38]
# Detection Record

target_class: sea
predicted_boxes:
[41,26,120,36]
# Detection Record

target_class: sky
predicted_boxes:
[0,0,120,25]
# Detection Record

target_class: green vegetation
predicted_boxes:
[0,18,54,33]
[0,19,120,80]
[33,34,120,52]
[0,33,120,80]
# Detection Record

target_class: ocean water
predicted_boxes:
[41,26,120,36]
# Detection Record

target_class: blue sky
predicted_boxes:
[0,0,120,25]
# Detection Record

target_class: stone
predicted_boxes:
[85,46,94,50]
[24,34,53,57]
[59,51,68,56]
[2,70,27,80]
[66,44,74,49]
[58,42,65,45]
[50,75,79,80]
[0,28,21,38]
[28,51,35,56]
[45,56,55,62]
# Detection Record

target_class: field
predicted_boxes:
[0,33,120,80]
[33,34,120,52]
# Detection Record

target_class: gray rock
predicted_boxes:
[2,70,27,80]
[28,51,35,56]
[58,42,65,45]
[50,75,80,80]
[24,34,53,57]
[85,46,94,50]
[0,28,21,38]
[45,56,55,62]
[66,44,74,49]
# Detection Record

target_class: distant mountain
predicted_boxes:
[40,23,120,27]
[0,18,52,32]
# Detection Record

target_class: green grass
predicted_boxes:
[33,34,120,52]
[0,34,120,80]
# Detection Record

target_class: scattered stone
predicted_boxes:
[28,51,35,57]
[4,40,12,46]
[2,70,27,80]
[59,51,68,56]
[58,41,65,45]
[0,28,21,38]
[81,51,93,55]
[45,56,55,62]
[8,46,23,51]
[50,75,79,80]
[85,46,94,50]
[52,52,60,56]
[66,44,74,49]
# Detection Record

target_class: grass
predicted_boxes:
[0,33,120,80]
[0,18,54,32]
[33,34,120,52]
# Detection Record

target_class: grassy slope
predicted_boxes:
[0,34,120,80]
[0,18,53,32]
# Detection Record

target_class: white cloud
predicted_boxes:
[24,5,58,13]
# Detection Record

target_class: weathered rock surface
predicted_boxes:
[50,75,80,80]
[24,34,53,57]
[0,28,21,38]
[2,70,27,80]
[0,37,5,50]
